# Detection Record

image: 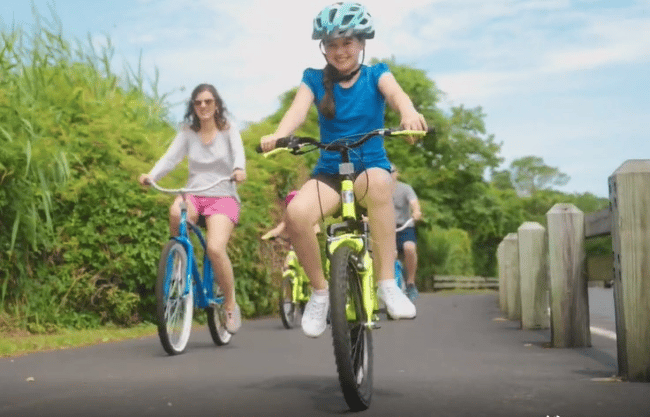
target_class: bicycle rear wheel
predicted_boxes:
[156,240,194,355]
[279,272,302,329]
[207,280,232,345]
[329,245,373,411]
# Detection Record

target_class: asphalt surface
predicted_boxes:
[1,288,649,417]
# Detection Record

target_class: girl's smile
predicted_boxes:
[323,37,364,75]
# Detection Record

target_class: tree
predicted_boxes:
[509,156,570,196]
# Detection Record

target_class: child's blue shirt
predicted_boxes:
[301,62,391,175]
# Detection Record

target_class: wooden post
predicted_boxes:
[609,160,650,381]
[502,233,521,321]
[546,204,590,348]
[518,222,550,330]
[497,240,507,313]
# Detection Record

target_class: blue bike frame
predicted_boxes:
[166,200,224,310]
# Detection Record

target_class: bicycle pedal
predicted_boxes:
[366,322,381,330]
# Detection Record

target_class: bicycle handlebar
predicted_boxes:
[146,177,233,195]
[255,127,435,155]
[396,217,415,232]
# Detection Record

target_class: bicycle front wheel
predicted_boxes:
[207,280,232,346]
[156,240,194,355]
[329,245,373,411]
[279,272,302,329]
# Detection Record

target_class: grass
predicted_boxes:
[0,323,158,358]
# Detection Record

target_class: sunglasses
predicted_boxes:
[193,98,215,106]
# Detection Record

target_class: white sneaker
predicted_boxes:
[225,303,241,334]
[378,282,416,319]
[301,292,329,338]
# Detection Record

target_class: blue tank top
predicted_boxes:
[301,63,391,175]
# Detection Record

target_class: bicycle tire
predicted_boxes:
[206,280,232,346]
[329,245,373,411]
[156,240,194,355]
[279,273,302,329]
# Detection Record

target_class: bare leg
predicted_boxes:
[169,196,198,236]
[285,179,340,291]
[403,241,418,285]
[205,214,236,310]
[355,168,396,283]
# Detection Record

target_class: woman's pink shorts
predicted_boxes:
[188,195,240,225]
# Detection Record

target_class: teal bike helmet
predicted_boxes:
[312,2,375,40]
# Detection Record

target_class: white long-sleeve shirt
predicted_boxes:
[148,123,246,201]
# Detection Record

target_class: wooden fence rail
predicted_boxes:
[424,275,498,291]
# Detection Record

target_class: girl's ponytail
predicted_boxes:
[319,64,338,119]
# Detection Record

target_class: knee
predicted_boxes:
[207,243,228,262]
[285,203,314,233]
[404,242,417,257]
[169,203,181,222]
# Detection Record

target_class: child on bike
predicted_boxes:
[259,2,427,337]
[139,83,246,334]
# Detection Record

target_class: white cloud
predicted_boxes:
[91,0,649,197]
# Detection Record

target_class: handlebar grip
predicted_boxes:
[255,137,293,154]
[276,137,291,148]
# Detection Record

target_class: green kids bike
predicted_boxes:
[263,235,311,329]
[259,127,429,411]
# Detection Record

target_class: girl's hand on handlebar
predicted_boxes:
[400,111,428,145]
[138,173,152,186]
[260,134,281,153]
[231,168,246,184]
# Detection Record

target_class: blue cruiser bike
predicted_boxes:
[149,178,233,355]
[258,128,429,411]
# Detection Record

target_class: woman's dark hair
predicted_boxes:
[184,84,229,131]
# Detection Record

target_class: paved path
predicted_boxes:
[1,290,649,416]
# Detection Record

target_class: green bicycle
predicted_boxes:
[264,235,311,329]
[258,127,429,411]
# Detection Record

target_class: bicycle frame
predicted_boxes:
[283,249,310,304]
[171,200,223,310]
[150,179,232,310]
[326,174,378,326]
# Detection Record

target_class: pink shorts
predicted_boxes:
[285,190,298,206]
[188,195,240,225]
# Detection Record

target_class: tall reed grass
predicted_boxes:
[0,8,172,331]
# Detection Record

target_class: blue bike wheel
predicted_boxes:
[207,279,232,346]
[394,259,405,291]
[156,240,194,355]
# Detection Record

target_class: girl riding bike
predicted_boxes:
[139,83,246,334]
[259,2,427,338]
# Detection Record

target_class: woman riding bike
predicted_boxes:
[259,2,427,338]
[139,83,246,334]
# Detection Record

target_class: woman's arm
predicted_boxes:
[260,83,315,152]
[228,123,247,183]
[147,130,189,181]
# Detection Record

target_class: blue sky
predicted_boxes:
[2,0,649,198]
